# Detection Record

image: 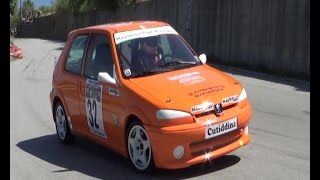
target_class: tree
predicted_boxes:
[10,0,19,34]
[10,0,17,16]
[38,5,54,16]
[53,0,139,14]
[53,0,95,14]
[117,0,137,7]
[18,0,35,21]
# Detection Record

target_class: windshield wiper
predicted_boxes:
[158,61,197,68]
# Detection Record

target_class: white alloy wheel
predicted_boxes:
[127,122,153,171]
[56,105,66,140]
[54,102,74,144]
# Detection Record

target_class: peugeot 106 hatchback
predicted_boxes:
[49,21,252,172]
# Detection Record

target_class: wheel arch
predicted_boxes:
[52,95,70,123]
[124,115,141,142]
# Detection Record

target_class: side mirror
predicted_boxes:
[199,54,207,64]
[98,72,116,85]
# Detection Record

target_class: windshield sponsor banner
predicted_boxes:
[114,26,178,44]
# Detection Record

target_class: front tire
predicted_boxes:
[127,121,154,172]
[54,101,74,144]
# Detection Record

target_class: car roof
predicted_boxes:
[68,21,169,38]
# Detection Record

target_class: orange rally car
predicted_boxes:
[49,21,252,172]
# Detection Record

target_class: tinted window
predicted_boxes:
[65,35,88,75]
[84,34,114,80]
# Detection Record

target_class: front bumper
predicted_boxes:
[144,104,251,169]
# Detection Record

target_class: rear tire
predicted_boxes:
[54,101,74,144]
[126,121,154,172]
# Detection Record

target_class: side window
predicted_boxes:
[65,35,88,75]
[84,34,114,80]
[118,40,132,69]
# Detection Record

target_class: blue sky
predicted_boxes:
[33,0,55,8]
[17,0,55,8]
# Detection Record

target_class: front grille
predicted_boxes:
[194,110,215,118]
[190,128,242,157]
[223,103,237,110]
[194,103,238,118]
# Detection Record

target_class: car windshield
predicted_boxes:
[114,26,201,78]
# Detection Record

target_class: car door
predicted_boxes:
[60,34,89,133]
[79,33,122,145]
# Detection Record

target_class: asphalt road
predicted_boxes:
[10,38,310,180]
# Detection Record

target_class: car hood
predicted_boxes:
[128,65,242,115]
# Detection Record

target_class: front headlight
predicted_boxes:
[237,88,247,102]
[156,109,194,126]
[237,88,249,108]
[156,110,191,120]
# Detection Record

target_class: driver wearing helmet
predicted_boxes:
[131,36,162,75]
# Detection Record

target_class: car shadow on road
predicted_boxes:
[52,46,64,51]
[17,134,241,179]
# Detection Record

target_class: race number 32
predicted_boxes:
[85,79,107,138]
[87,99,98,128]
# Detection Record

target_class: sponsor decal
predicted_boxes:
[205,117,237,139]
[168,72,205,85]
[124,68,131,77]
[139,25,145,29]
[112,113,120,127]
[168,72,199,80]
[222,95,239,105]
[191,102,214,113]
[114,26,178,44]
[109,88,120,96]
[179,76,205,85]
[188,85,225,98]
[85,79,107,138]
[112,22,133,27]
